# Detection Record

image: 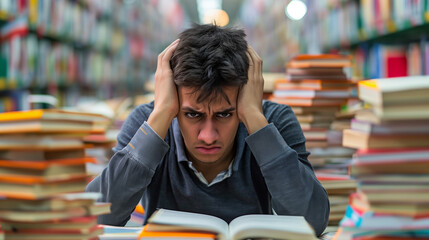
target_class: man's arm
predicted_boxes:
[238,46,329,236]
[147,38,181,139]
[85,39,181,225]
[86,119,169,225]
[245,107,330,237]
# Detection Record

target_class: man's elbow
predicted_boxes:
[306,187,330,237]
[85,176,100,193]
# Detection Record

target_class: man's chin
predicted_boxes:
[194,156,221,164]
[191,153,224,164]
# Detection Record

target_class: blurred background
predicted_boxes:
[1,0,428,114]
[0,0,309,113]
[2,1,429,235]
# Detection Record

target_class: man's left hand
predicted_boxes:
[238,46,268,134]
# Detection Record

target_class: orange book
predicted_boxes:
[139,225,216,239]
[3,225,103,240]
[275,79,356,90]
[270,96,347,106]
[0,193,99,211]
[0,120,100,134]
[0,216,97,230]
[0,109,109,123]
[0,173,89,184]
[0,109,109,134]
[291,54,353,61]
[287,54,352,68]
[0,134,88,150]
[350,160,429,176]
[135,203,145,215]
[0,158,95,184]
[0,176,88,200]
[0,157,96,170]
[342,129,429,149]
[0,147,87,161]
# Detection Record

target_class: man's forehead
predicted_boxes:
[178,86,238,110]
[179,86,238,99]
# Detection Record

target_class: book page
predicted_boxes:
[99,225,143,240]
[365,76,429,92]
[229,214,317,240]
[148,209,229,240]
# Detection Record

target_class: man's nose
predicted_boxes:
[198,119,219,145]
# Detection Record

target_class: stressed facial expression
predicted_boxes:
[177,86,240,165]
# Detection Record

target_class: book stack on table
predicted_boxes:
[335,76,429,239]
[316,172,357,226]
[270,54,359,227]
[0,109,112,240]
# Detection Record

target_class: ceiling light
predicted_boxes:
[202,9,229,26]
[285,0,307,21]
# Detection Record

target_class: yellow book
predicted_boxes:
[0,109,109,122]
[0,109,110,134]
[358,76,429,106]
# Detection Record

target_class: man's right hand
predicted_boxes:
[147,39,180,139]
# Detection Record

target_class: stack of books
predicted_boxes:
[336,76,429,239]
[316,173,357,226]
[0,109,111,240]
[270,54,358,226]
[271,54,357,161]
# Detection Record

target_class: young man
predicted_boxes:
[86,24,330,236]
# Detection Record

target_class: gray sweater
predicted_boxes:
[86,100,330,236]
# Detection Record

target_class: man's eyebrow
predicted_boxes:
[181,106,201,112]
[215,107,236,113]
[181,106,236,113]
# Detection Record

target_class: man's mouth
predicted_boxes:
[196,147,221,154]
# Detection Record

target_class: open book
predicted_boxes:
[140,209,318,240]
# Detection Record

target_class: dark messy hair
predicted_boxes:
[170,24,249,104]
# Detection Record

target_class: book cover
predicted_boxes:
[0,148,86,161]
[270,96,347,107]
[0,177,88,199]
[350,118,429,135]
[342,129,429,149]
[0,192,100,211]
[0,134,86,150]
[358,76,429,106]
[275,79,356,90]
[0,109,109,123]
[3,225,103,240]
[273,89,354,99]
[0,119,97,134]
[355,147,429,163]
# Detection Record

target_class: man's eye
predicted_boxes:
[185,112,200,118]
[217,113,231,118]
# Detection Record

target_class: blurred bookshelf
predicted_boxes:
[298,0,429,80]
[0,0,185,113]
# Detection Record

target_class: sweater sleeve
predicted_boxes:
[245,103,330,236]
[85,104,169,226]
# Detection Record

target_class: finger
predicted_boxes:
[246,51,254,82]
[247,46,262,81]
[157,39,180,71]
[160,39,180,57]
[161,40,180,70]
[247,47,258,83]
